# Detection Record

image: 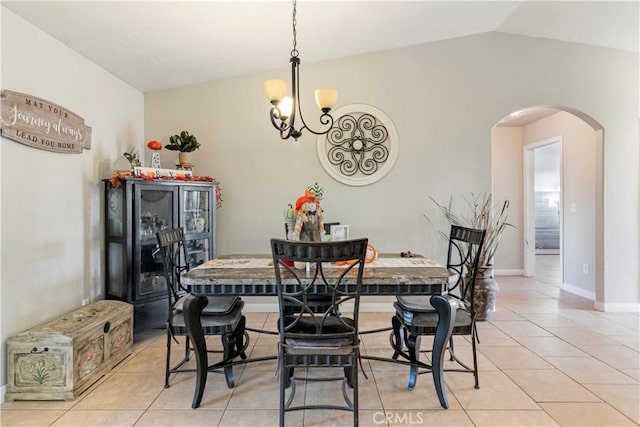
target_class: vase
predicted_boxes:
[284,219,297,240]
[178,152,193,166]
[150,151,161,169]
[465,266,499,321]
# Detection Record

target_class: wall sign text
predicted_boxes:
[1,90,92,154]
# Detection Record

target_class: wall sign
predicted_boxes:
[1,90,91,153]
[317,104,398,186]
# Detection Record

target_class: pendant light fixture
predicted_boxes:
[263,0,337,141]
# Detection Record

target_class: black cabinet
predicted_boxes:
[103,178,217,331]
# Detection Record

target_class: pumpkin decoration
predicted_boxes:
[283,204,297,220]
[147,140,162,150]
[337,243,377,266]
[365,243,378,263]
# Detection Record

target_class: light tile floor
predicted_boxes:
[3,259,639,426]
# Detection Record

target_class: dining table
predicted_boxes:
[180,254,456,409]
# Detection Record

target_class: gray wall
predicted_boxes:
[146,32,638,310]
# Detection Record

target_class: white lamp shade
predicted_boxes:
[315,88,338,110]
[278,97,293,119]
[264,79,287,103]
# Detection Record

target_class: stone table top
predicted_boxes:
[182,255,450,296]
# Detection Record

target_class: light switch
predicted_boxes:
[570,203,576,213]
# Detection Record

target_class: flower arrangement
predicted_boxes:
[427,193,512,268]
[123,148,141,168]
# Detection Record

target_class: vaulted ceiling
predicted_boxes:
[3,1,638,93]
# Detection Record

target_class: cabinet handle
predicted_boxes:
[103,321,111,333]
[31,347,49,354]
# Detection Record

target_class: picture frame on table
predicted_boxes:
[330,225,349,241]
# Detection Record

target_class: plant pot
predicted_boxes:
[466,266,499,321]
[178,152,193,166]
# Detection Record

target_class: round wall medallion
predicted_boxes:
[317,104,399,186]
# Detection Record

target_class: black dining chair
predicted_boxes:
[155,228,248,403]
[391,225,486,390]
[270,237,368,427]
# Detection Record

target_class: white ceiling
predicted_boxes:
[3,1,638,93]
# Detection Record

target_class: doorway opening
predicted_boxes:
[524,138,562,286]
[491,105,604,307]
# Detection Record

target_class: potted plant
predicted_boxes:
[165,130,200,167]
[427,193,512,320]
[123,147,141,170]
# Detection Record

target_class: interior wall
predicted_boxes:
[146,32,639,312]
[491,127,524,273]
[0,8,144,394]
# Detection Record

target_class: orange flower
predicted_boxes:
[147,140,162,150]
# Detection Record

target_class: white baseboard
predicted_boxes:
[561,282,596,300]
[241,303,278,312]
[494,269,524,276]
[359,303,396,313]
[593,301,640,312]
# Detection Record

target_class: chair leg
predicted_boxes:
[471,325,480,389]
[279,355,286,427]
[353,358,359,427]
[234,316,248,359]
[221,333,236,388]
[344,366,354,388]
[406,332,421,391]
[448,335,455,361]
[391,315,403,359]
[429,295,457,410]
[183,295,209,409]
[284,367,294,389]
[164,327,172,388]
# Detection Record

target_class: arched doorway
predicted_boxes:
[491,105,604,309]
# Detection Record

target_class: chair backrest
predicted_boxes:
[270,238,368,344]
[445,225,486,311]
[156,228,190,305]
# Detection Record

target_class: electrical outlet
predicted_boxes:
[570,203,577,213]
[583,263,589,274]
[82,298,90,306]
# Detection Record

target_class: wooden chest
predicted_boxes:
[6,300,133,401]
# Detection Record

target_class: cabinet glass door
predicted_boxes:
[182,188,211,268]
[106,186,125,298]
[135,186,176,299]
[186,238,210,268]
[183,190,210,234]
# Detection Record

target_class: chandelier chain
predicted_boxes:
[291,0,299,57]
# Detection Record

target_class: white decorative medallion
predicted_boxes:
[317,104,398,186]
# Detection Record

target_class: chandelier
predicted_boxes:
[263,0,337,141]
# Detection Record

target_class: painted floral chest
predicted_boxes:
[6,300,133,401]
